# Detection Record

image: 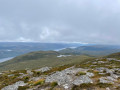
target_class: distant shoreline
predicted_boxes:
[0,57,14,63]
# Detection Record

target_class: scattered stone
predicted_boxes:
[96,59,99,61]
[8,74,14,77]
[92,62,97,64]
[1,81,27,90]
[73,75,93,85]
[114,69,120,75]
[57,55,71,57]
[105,68,113,74]
[86,72,94,77]
[106,87,110,90]
[98,61,106,64]
[29,77,43,81]
[62,67,88,75]
[99,77,114,84]
[107,58,117,61]
[18,74,28,79]
[111,73,119,79]
[96,67,106,72]
[0,73,3,75]
[29,75,46,81]
[63,84,69,89]
[45,71,73,87]
[35,67,51,72]
[107,76,117,81]
[27,70,33,75]
[19,73,24,75]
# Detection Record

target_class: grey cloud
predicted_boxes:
[0,0,120,44]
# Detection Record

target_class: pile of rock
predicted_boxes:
[45,71,73,89]
[45,67,93,89]
[99,77,114,84]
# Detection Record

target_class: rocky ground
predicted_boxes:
[0,58,120,90]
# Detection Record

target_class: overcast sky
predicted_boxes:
[0,0,120,44]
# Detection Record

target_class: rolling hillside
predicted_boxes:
[0,51,93,72]
[1,52,120,90]
[106,52,120,59]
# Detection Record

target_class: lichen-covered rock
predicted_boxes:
[35,67,51,72]
[106,87,110,90]
[107,58,117,61]
[45,71,73,86]
[18,74,28,79]
[1,81,27,90]
[73,75,93,85]
[45,70,75,89]
[29,75,46,81]
[111,73,119,79]
[114,69,120,75]
[62,67,88,75]
[96,67,106,72]
[92,62,97,64]
[27,70,33,75]
[8,74,14,77]
[86,72,94,77]
[98,61,106,64]
[45,67,90,89]
[99,77,114,84]
[105,68,113,74]
[107,76,117,81]
[29,77,43,81]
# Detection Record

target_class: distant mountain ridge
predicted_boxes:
[59,45,120,56]
[0,42,85,59]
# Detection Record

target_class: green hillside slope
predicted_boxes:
[106,52,120,59]
[0,51,92,72]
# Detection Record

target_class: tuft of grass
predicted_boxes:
[72,83,94,90]
[23,76,30,83]
[76,71,86,76]
[51,82,58,87]
[97,83,112,88]
[79,83,94,88]
[32,71,42,77]
[33,79,45,86]
[18,85,29,90]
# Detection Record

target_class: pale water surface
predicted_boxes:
[0,57,14,63]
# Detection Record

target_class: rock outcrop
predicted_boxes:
[2,81,27,90]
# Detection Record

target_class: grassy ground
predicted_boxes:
[0,54,93,72]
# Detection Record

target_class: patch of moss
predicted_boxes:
[97,83,112,88]
[51,82,58,87]
[76,71,86,76]
[23,76,30,83]
[72,83,94,90]
[18,85,29,90]
[33,79,45,86]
